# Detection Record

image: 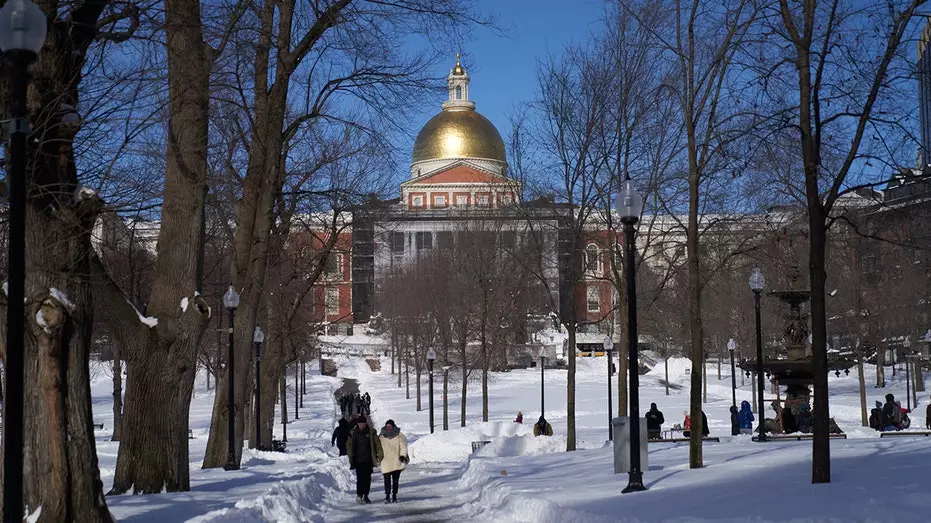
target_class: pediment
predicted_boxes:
[402,162,516,186]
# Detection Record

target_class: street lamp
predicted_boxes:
[749,267,766,442]
[427,348,436,434]
[616,178,646,494]
[727,338,737,408]
[540,352,546,415]
[604,335,614,441]
[904,337,913,410]
[253,326,264,450]
[442,365,451,431]
[222,284,241,470]
[1,0,47,519]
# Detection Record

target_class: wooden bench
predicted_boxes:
[880,431,931,438]
[651,437,720,443]
[753,433,847,441]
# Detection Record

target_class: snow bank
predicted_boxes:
[473,433,568,458]
[408,421,531,462]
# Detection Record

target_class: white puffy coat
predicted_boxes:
[379,431,408,474]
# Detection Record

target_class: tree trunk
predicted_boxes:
[857,357,868,427]
[112,349,122,442]
[108,0,212,488]
[665,358,670,396]
[460,339,468,427]
[416,359,422,411]
[876,346,885,387]
[751,373,757,411]
[808,210,831,484]
[702,354,707,403]
[914,359,925,393]
[279,373,288,441]
[481,323,489,422]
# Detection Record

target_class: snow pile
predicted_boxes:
[408,421,530,462]
[473,433,567,458]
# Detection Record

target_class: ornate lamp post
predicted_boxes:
[427,348,436,434]
[442,365,451,431]
[727,338,737,408]
[223,284,241,470]
[253,326,264,450]
[0,0,47,517]
[749,267,766,442]
[617,178,646,494]
[604,336,614,441]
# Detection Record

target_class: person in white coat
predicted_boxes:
[378,419,408,503]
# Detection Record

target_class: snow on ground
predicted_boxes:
[91,352,931,522]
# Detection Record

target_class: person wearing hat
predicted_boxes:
[378,419,408,503]
[346,416,383,504]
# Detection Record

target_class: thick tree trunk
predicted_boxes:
[566,326,577,451]
[808,211,830,484]
[687,173,705,469]
[112,349,122,441]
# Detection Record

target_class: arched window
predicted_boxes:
[585,244,600,275]
[455,85,462,100]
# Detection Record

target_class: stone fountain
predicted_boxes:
[739,266,855,421]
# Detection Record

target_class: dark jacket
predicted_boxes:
[701,411,710,436]
[737,401,754,430]
[796,410,813,433]
[926,404,931,430]
[533,419,553,436]
[347,425,383,470]
[331,419,350,456]
[882,400,898,427]
[646,408,665,431]
[730,406,739,436]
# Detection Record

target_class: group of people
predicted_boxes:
[646,403,710,439]
[514,411,553,436]
[339,392,371,418]
[332,399,407,504]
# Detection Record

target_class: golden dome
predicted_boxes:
[411,108,506,164]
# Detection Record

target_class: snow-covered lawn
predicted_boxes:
[93,354,931,522]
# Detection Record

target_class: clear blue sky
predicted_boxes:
[399,0,607,160]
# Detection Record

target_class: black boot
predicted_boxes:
[392,493,397,503]
[356,495,363,505]
[362,495,371,504]
[384,494,391,504]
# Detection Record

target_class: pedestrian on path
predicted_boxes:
[331,418,350,456]
[737,401,754,435]
[347,416,383,504]
[378,419,408,503]
[533,416,553,436]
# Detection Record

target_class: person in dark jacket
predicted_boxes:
[730,406,740,436]
[646,403,665,440]
[346,416,384,504]
[514,411,523,424]
[926,399,931,430]
[882,393,900,431]
[737,401,754,435]
[781,407,797,434]
[700,410,710,437]
[532,416,553,436]
[331,418,350,456]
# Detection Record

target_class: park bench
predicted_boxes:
[651,437,720,443]
[879,430,931,438]
[752,433,847,442]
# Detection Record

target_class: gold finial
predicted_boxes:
[453,53,465,75]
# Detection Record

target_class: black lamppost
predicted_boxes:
[904,337,912,411]
[749,267,766,443]
[427,348,436,434]
[617,178,646,494]
[0,1,47,518]
[253,326,264,450]
[604,336,614,441]
[727,338,737,408]
[223,284,241,470]
[540,353,546,415]
[442,365,450,431]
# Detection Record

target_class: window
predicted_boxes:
[434,195,447,207]
[324,253,341,277]
[415,231,433,251]
[500,193,513,205]
[585,244,600,275]
[587,286,600,312]
[455,85,462,100]
[476,194,490,207]
[412,195,424,207]
[455,194,469,206]
[390,232,405,255]
[326,287,339,316]
[438,231,454,250]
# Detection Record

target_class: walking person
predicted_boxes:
[926,397,931,430]
[737,400,754,435]
[347,416,383,504]
[646,403,665,440]
[378,419,408,503]
[331,418,350,456]
[729,405,740,436]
